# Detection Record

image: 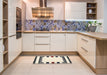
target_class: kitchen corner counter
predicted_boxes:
[78,32,107,40]
[22,31,107,40]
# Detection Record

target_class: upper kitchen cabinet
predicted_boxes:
[0,0,3,38]
[8,0,16,36]
[65,2,87,20]
[87,3,97,19]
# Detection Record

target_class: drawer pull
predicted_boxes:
[81,38,88,42]
[35,36,49,38]
[36,44,50,45]
[9,34,16,37]
[81,47,88,52]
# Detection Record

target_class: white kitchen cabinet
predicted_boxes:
[22,33,34,51]
[35,45,50,51]
[78,34,96,68]
[65,2,86,19]
[0,40,3,73]
[16,38,22,54]
[35,33,50,51]
[87,37,96,68]
[0,0,3,38]
[66,34,77,51]
[8,0,16,36]
[8,36,17,63]
[51,33,66,51]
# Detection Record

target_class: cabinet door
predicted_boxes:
[8,0,16,36]
[65,2,86,19]
[78,34,84,56]
[66,34,77,51]
[22,33,34,51]
[16,38,22,55]
[51,33,66,51]
[78,34,96,68]
[0,0,3,38]
[0,40,3,72]
[88,37,96,68]
[8,36,17,63]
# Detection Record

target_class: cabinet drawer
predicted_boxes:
[79,46,89,62]
[35,33,50,37]
[80,35,90,49]
[80,46,89,55]
[35,45,50,51]
[78,34,96,68]
[35,37,50,44]
[80,36,89,43]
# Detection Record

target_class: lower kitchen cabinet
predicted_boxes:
[78,34,96,68]
[22,33,35,51]
[16,38,22,54]
[8,36,17,63]
[35,33,50,51]
[35,45,50,51]
[0,40,3,73]
[66,33,77,51]
[51,33,66,51]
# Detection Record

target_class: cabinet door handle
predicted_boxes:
[9,34,16,37]
[81,38,88,42]
[35,36,49,38]
[81,47,88,52]
[35,44,50,45]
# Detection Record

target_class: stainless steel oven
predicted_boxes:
[16,7,22,39]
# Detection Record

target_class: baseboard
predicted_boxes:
[21,51,78,56]
[78,52,96,73]
[96,68,107,74]
[0,52,22,75]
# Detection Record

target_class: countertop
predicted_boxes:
[22,31,107,40]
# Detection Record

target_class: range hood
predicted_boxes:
[32,0,54,19]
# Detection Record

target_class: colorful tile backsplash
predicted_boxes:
[25,20,93,31]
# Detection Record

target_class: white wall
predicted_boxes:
[23,0,39,20]
[16,0,22,8]
[23,0,65,20]
[104,0,107,33]
[47,0,65,20]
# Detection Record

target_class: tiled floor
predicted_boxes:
[2,55,96,75]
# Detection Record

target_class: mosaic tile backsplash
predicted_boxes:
[25,20,93,31]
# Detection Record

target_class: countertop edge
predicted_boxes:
[22,31,107,40]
